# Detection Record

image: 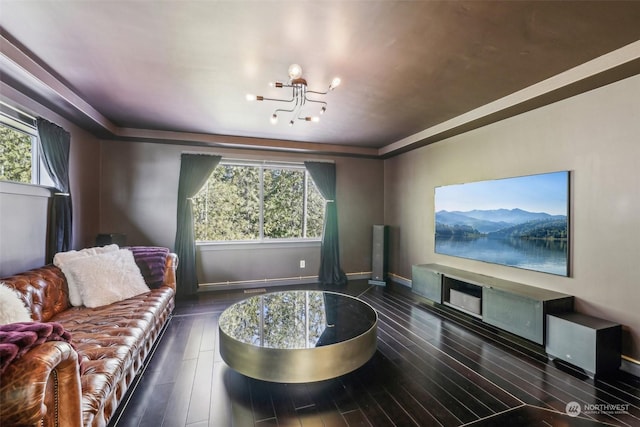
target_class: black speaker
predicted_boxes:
[96,233,126,247]
[546,313,621,377]
[369,225,388,286]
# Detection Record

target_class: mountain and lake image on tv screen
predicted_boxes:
[434,171,569,276]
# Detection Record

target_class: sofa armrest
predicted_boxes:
[163,253,178,292]
[0,341,82,427]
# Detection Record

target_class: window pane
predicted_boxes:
[263,168,304,239]
[193,163,326,242]
[194,165,260,241]
[0,124,32,183]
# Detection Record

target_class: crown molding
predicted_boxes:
[2,33,638,160]
[379,40,640,158]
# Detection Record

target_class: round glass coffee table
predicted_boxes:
[219,290,378,383]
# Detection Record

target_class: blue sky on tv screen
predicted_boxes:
[435,171,568,216]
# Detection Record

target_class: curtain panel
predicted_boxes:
[304,161,347,286]
[174,154,221,297]
[36,117,72,262]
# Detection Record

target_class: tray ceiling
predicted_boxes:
[1,1,640,156]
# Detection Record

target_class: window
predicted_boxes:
[0,102,51,186]
[193,160,326,242]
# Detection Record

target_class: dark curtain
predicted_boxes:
[37,118,72,262]
[174,154,221,297]
[304,161,347,286]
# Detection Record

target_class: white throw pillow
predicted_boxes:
[54,244,120,306]
[62,249,150,308]
[0,282,32,324]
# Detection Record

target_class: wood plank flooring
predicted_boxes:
[111,281,640,427]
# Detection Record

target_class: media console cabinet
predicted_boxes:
[412,264,574,345]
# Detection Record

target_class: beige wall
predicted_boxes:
[99,140,384,285]
[69,127,101,249]
[384,74,640,359]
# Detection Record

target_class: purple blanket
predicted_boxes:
[0,322,72,374]
[127,246,169,289]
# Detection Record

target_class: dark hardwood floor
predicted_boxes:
[112,281,640,427]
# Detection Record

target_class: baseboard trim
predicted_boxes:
[198,272,374,292]
[346,272,372,281]
[199,276,318,292]
[621,357,640,378]
[388,272,412,288]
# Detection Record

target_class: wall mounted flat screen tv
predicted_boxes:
[435,171,570,276]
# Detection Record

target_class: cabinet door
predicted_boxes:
[483,287,543,344]
[546,315,596,373]
[412,266,442,303]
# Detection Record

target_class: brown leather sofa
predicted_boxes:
[0,253,177,427]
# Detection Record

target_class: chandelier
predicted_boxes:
[246,64,341,126]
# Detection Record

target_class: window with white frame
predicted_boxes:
[193,160,326,242]
[0,102,52,186]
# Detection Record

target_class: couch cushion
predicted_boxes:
[53,244,120,306]
[127,246,170,289]
[62,249,150,308]
[51,286,174,426]
[0,266,70,322]
[0,283,31,325]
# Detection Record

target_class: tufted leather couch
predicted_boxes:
[0,253,177,427]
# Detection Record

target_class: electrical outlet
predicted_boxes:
[299,260,305,269]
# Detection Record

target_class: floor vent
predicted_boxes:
[244,288,267,294]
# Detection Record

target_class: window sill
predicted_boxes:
[197,239,321,251]
[0,181,53,198]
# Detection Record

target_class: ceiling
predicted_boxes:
[1,1,640,157]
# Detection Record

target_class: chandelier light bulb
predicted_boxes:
[288,63,303,80]
[311,116,320,123]
[330,77,341,90]
[246,94,257,101]
[289,120,295,127]
[320,106,326,115]
[270,114,278,124]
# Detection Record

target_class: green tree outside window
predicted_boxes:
[0,124,32,183]
[193,163,325,242]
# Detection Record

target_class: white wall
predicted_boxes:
[0,182,50,276]
[384,74,640,359]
